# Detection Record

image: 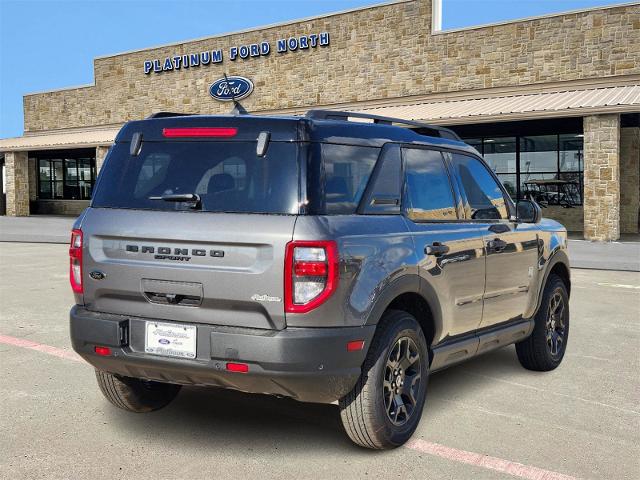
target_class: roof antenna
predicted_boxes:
[224,73,248,115]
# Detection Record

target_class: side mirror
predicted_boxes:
[516,199,542,223]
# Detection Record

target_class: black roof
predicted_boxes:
[115,110,477,154]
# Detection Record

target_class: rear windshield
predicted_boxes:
[92,141,299,214]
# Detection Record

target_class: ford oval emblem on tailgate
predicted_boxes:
[209,76,254,102]
[89,271,106,280]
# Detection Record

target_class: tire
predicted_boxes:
[516,274,570,371]
[95,369,181,413]
[339,310,429,449]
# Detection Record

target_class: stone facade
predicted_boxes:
[583,114,621,241]
[31,200,89,216]
[28,157,37,201]
[5,151,30,216]
[22,1,640,132]
[543,206,584,233]
[620,126,640,234]
[96,145,110,173]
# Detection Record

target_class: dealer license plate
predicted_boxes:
[145,322,197,359]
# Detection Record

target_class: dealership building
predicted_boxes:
[0,0,638,241]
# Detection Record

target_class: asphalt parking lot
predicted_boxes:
[1,242,638,480]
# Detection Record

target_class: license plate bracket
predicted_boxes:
[145,321,197,359]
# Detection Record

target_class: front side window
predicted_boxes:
[450,153,508,220]
[402,148,457,221]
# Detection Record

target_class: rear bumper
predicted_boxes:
[70,305,376,404]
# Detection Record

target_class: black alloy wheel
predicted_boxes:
[546,291,567,358]
[516,274,570,371]
[383,336,422,426]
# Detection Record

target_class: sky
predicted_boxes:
[0,0,626,138]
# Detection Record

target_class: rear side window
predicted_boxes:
[307,143,379,214]
[92,141,300,214]
[449,153,508,220]
[402,148,457,221]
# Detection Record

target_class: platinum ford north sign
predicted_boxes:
[144,32,330,74]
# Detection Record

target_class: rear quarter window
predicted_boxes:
[307,143,380,214]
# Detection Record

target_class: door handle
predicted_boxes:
[488,238,508,252]
[425,242,450,256]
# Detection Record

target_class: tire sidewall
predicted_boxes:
[369,315,429,446]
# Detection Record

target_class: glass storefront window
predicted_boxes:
[463,133,584,206]
[35,151,96,201]
[520,135,558,173]
[559,134,583,172]
[496,173,517,199]
[483,137,517,174]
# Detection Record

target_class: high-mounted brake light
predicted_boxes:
[285,240,338,314]
[162,127,238,138]
[69,229,83,294]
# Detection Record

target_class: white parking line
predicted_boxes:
[405,439,579,480]
[0,334,84,363]
[596,282,640,289]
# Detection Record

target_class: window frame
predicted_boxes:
[399,145,461,224]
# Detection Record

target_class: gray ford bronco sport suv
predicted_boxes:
[69,110,570,449]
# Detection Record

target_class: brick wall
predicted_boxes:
[583,114,620,241]
[620,127,640,234]
[22,1,640,132]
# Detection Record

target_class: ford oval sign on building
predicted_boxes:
[209,76,254,102]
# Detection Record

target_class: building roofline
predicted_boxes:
[23,83,95,97]
[93,0,413,60]
[433,1,640,34]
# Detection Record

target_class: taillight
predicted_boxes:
[69,229,83,293]
[285,240,338,313]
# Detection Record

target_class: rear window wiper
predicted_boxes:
[148,193,202,210]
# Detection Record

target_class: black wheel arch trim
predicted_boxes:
[363,273,443,347]
[534,248,570,315]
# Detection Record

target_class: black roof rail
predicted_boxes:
[146,112,195,119]
[305,109,461,141]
